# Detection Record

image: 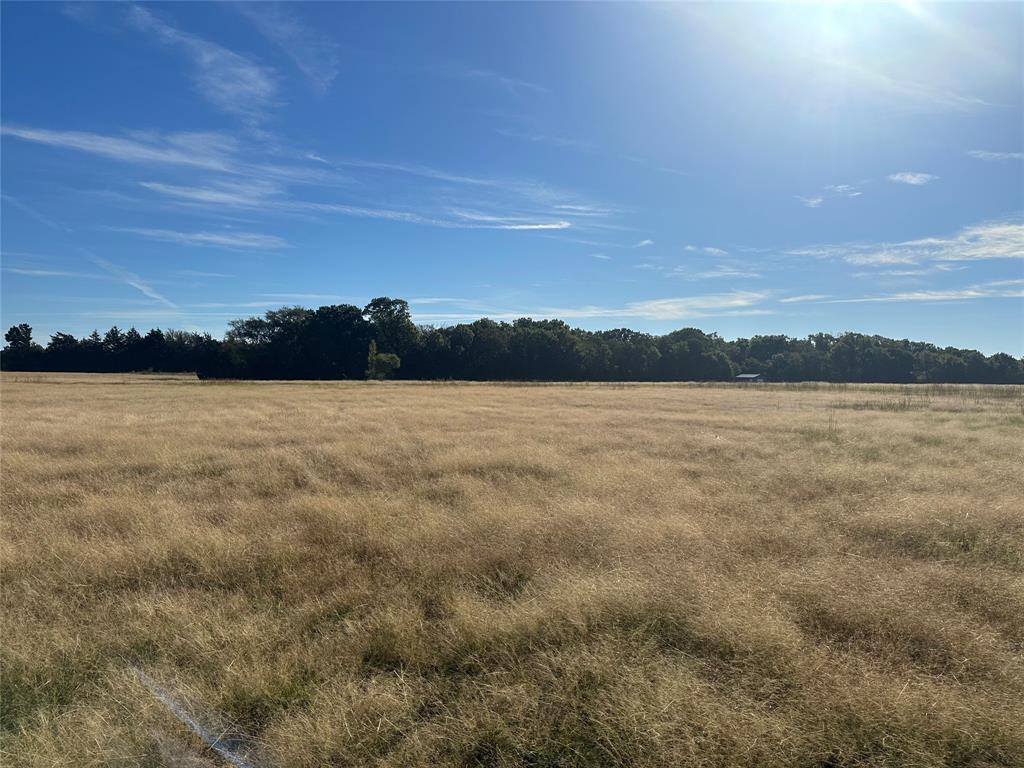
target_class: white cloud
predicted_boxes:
[234,3,339,93]
[3,267,107,280]
[1,125,234,170]
[843,250,920,266]
[494,221,571,231]
[824,184,862,197]
[683,266,761,280]
[887,172,938,185]
[2,125,344,188]
[591,253,611,260]
[1,194,68,231]
[330,157,496,187]
[176,270,234,278]
[411,292,772,323]
[825,58,989,111]
[703,246,728,256]
[790,220,1024,266]
[495,128,689,177]
[553,203,618,217]
[967,149,1024,161]
[798,183,863,209]
[257,293,351,303]
[495,127,585,149]
[463,68,547,96]
[412,297,477,305]
[858,264,966,278]
[4,121,601,234]
[62,3,96,23]
[448,209,571,230]
[826,281,1024,304]
[110,227,290,250]
[779,294,830,303]
[136,169,594,233]
[549,291,771,320]
[140,179,284,206]
[127,5,278,123]
[284,201,572,231]
[634,239,654,248]
[89,255,178,309]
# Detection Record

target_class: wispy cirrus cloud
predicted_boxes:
[1,193,69,231]
[967,149,1024,161]
[258,293,352,303]
[854,264,966,278]
[789,220,1023,266]
[779,294,831,303]
[327,157,494,186]
[448,209,570,230]
[88,254,178,309]
[139,179,284,207]
[495,127,590,150]
[3,266,107,280]
[176,269,234,278]
[672,266,762,280]
[548,291,771,321]
[127,5,278,123]
[6,123,611,236]
[463,68,547,96]
[796,183,863,209]
[286,201,570,230]
[1,125,235,171]
[109,227,291,250]
[1,124,349,187]
[824,184,862,197]
[317,158,613,219]
[495,127,690,178]
[234,3,339,93]
[406,291,771,323]
[549,236,654,250]
[132,188,574,232]
[888,171,939,185]
[137,174,589,232]
[824,279,1024,304]
[823,57,990,111]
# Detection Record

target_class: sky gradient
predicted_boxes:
[2,2,1022,354]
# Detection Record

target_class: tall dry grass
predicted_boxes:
[1,374,1022,767]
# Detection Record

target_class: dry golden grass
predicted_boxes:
[1,373,1022,767]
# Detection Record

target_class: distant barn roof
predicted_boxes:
[735,373,764,380]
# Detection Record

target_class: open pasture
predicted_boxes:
[1,375,1022,767]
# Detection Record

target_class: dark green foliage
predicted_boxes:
[2,323,43,370]
[366,340,402,380]
[3,301,1022,382]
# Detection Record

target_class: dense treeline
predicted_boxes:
[3,297,1023,383]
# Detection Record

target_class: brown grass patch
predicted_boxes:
[1,375,1022,766]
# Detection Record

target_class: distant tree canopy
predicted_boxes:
[3,297,1022,383]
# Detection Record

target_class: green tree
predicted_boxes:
[366,340,400,379]
[364,297,419,358]
[1,324,43,371]
[4,324,35,351]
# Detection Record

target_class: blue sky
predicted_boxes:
[2,2,1022,354]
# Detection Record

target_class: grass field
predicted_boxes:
[1,374,1022,767]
